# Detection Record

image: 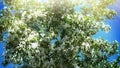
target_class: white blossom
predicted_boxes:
[28,31,39,40]
[22,11,27,17]
[35,50,39,53]
[29,34,35,39]
[31,42,39,49]
[40,33,45,37]
[82,42,90,50]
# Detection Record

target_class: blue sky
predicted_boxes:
[0,0,120,67]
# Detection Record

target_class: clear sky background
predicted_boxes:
[0,0,120,68]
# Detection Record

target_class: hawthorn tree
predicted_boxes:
[0,0,119,68]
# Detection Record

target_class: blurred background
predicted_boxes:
[0,0,120,68]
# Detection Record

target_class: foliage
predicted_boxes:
[0,0,119,68]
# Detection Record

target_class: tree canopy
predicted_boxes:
[0,0,119,68]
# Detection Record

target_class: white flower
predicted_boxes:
[22,11,27,17]
[82,42,90,50]
[29,34,35,39]
[74,14,77,17]
[67,15,71,19]
[35,50,39,53]
[19,44,23,48]
[94,22,99,28]
[28,32,39,40]
[28,15,32,19]
[91,49,94,55]
[31,42,39,49]
[40,33,45,37]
